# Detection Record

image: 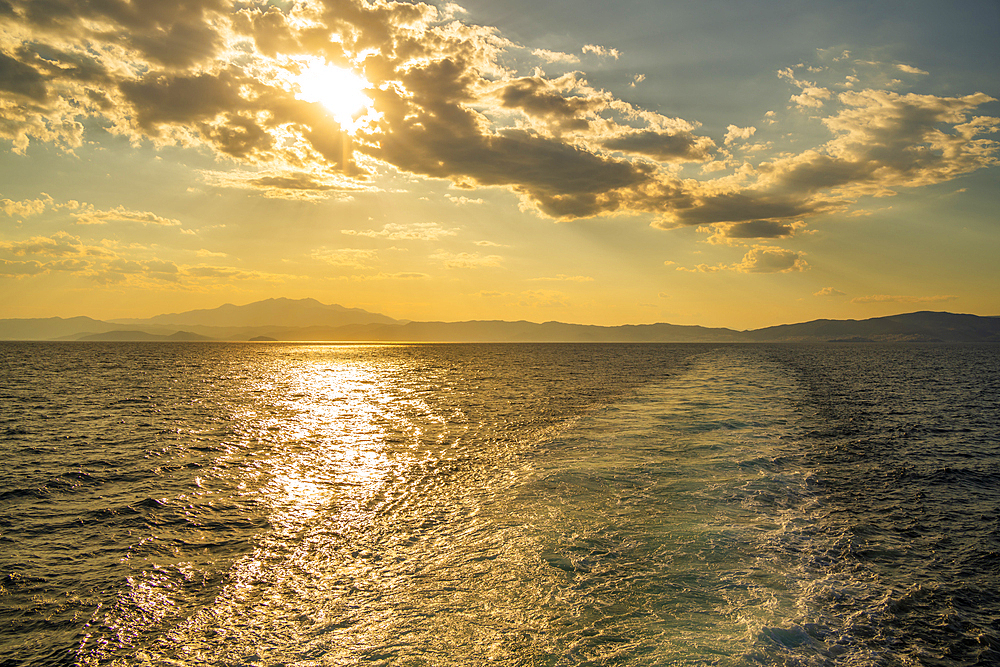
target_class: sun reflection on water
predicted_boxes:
[253,347,406,535]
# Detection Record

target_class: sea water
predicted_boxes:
[1,342,998,666]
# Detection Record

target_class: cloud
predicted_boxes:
[815,287,846,297]
[444,194,484,205]
[342,222,458,241]
[532,49,579,65]
[1,194,53,217]
[431,251,503,269]
[791,86,832,108]
[527,274,594,282]
[735,246,808,273]
[677,245,807,273]
[581,44,620,59]
[851,294,958,304]
[495,74,600,132]
[180,265,283,280]
[199,170,370,200]
[699,220,806,244]
[0,227,292,283]
[675,263,722,274]
[348,271,429,281]
[196,249,228,258]
[0,258,45,275]
[0,231,111,257]
[602,129,715,162]
[73,205,181,226]
[0,0,995,232]
[896,64,928,76]
[311,247,378,268]
[0,51,48,101]
[724,125,756,145]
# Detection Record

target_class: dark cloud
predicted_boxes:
[0,51,48,101]
[372,119,654,218]
[658,192,820,227]
[0,0,995,225]
[128,18,222,69]
[232,5,299,58]
[764,151,874,193]
[12,0,227,69]
[19,43,110,84]
[249,174,344,191]
[201,114,274,159]
[120,70,246,131]
[719,220,799,239]
[603,129,714,162]
[498,76,595,131]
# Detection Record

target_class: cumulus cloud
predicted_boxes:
[734,246,808,273]
[581,44,620,59]
[0,231,112,257]
[700,220,806,244]
[724,125,756,145]
[1,194,53,217]
[0,0,995,232]
[602,129,715,162]
[791,86,832,108]
[444,194,484,205]
[815,287,846,297]
[676,245,807,273]
[73,205,181,226]
[0,258,45,275]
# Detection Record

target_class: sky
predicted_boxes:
[0,0,997,329]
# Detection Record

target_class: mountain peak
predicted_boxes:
[110,298,401,328]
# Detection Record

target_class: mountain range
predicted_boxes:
[1,298,998,343]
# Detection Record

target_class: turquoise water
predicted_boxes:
[1,343,998,665]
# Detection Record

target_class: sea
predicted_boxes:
[1,342,998,667]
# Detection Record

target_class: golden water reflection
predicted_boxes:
[138,344,485,662]
[255,346,416,535]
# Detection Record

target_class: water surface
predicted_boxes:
[1,342,998,666]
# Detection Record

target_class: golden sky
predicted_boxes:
[1,0,998,328]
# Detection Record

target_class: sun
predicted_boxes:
[295,62,374,133]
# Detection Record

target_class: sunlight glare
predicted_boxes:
[295,62,374,132]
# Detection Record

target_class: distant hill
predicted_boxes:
[311,320,746,343]
[1,300,998,343]
[0,316,121,341]
[109,297,402,328]
[76,330,215,342]
[745,311,1000,343]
